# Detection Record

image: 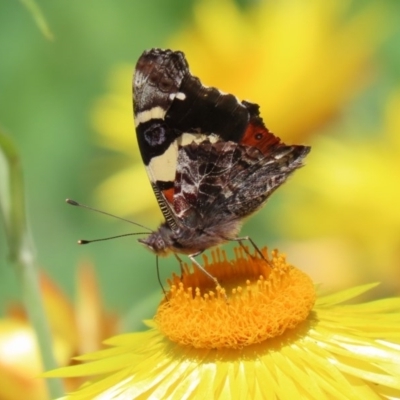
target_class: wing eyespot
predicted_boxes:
[144,123,168,146]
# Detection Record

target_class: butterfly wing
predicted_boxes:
[133,48,310,233]
[134,49,255,228]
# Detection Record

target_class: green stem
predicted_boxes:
[0,130,64,399]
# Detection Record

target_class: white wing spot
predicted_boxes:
[175,92,186,100]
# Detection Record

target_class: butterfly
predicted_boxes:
[132,48,310,284]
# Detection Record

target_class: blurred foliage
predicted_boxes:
[1,0,400,325]
[19,0,54,40]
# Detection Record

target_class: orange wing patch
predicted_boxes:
[241,121,281,154]
[162,187,175,206]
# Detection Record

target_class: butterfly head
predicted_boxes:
[138,223,174,257]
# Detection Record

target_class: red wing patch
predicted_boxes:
[241,121,281,154]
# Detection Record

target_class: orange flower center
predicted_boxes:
[155,247,315,349]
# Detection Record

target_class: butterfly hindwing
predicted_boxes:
[173,140,309,230]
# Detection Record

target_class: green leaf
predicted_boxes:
[0,128,64,399]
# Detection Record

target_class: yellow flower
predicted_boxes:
[92,0,385,220]
[277,90,400,290]
[45,248,400,399]
[0,262,118,400]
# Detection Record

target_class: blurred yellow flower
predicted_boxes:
[0,262,118,400]
[91,0,385,222]
[45,248,400,399]
[278,90,400,291]
[169,0,384,141]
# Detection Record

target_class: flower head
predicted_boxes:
[157,249,315,349]
[45,248,400,399]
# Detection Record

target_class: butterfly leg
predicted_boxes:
[231,236,272,267]
[173,253,185,277]
[156,256,168,300]
[188,252,221,288]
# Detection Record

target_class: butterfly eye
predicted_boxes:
[255,133,263,140]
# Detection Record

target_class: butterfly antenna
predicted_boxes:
[78,232,150,245]
[66,198,153,232]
